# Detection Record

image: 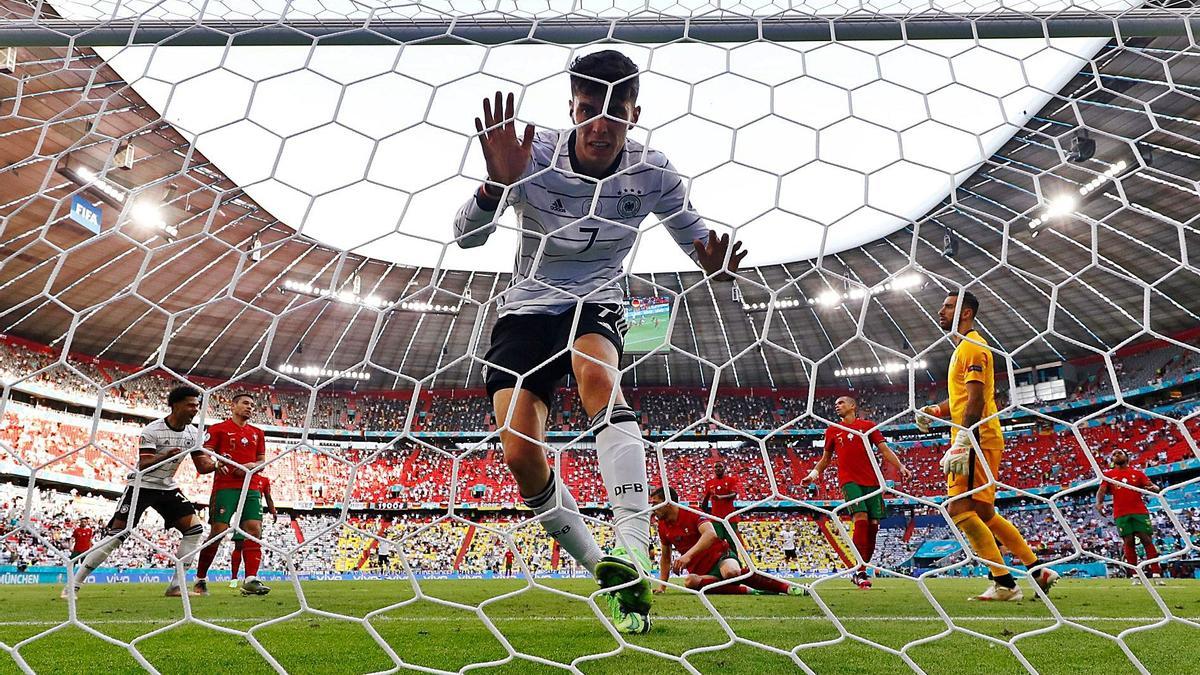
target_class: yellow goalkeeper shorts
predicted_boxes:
[946,443,1003,504]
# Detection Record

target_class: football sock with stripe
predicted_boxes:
[592,404,651,562]
[73,530,125,586]
[170,523,204,589]
[523,471,603,574]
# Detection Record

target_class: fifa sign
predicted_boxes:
[69,195,102,234]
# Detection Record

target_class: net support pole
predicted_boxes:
[0,13,1195,46]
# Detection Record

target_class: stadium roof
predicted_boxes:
[1,3,1198,391]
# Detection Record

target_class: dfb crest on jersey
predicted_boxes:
[617,193,641,218]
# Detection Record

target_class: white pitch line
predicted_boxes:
[0,615,1184,627]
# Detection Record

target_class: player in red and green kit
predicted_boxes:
[700,461,742,540]
[650,486,806,597]
[1095,449,1164,582]
[804,396,910,589]
[194,393,270,596]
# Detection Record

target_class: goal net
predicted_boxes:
[1,0,1198,672]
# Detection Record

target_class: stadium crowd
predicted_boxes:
[2,334,1198,580]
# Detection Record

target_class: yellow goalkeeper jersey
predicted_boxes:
[947,329,1004,450]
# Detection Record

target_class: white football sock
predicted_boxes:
[73,534,124,586]
[593,405,651,562]
[523,472,604,575]
[170,524,204,589]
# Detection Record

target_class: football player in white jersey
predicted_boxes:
[454,50,746,633]
[63,385,216,598]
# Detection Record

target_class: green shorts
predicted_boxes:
[842,482,885,521]
[1115,513,1152,537]
[211,488,263,526]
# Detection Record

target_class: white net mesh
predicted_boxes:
[1,0,1199,673]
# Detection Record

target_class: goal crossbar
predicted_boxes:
[0,11,1196,46]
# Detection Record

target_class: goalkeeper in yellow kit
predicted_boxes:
[916,291,1059,601]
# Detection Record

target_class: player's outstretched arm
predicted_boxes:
[877,442,911,481]
[475,91,534,189]
[804,449,833,483]
[940,382,984,475]
[675,522,720,574]
[453,91,534,249]
[653,534,672,594]
[692,230,748,282]
[191,451,217,474]
[915,400,948,432]
[1095,480,1108,514]
[137,446,185,471]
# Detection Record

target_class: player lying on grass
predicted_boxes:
[650,486,806,596]
[917,291,1058,601]
[804,395,910,589]
[1096,449,1166,583]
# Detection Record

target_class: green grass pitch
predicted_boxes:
[623,318,670,354]
[2,578,1197,674]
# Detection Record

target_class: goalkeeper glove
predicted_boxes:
[915,405,940,433]
[940,429,974,476]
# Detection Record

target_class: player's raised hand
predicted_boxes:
[474,91,535,188]
[693,229,748,281]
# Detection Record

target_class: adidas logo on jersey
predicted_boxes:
[550,198,566,213]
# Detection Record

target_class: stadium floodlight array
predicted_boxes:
[0,1,1198,673]
[834,361,930,378]
[280,278,390,310]
[809,274,924,307]
[1027,160,1128,236]
[72,166,128,204]
[277,364,370,381]
[742,297,804,312]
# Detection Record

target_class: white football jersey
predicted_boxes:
[455,130,710,316]
[129,418,202,490]
[781,529,797,550]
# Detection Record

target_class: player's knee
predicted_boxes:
[573,357,618,399]
[683,574,703,589]
[503,439,547,478]
[974,502,996,521]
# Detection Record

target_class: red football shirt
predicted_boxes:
[205,419,266,491]
[1105,467,1151,518]
[823,418,886,487]
[71,526,94,553]
[704,476,741,520]
[251,474,270,493]
[657,508,730,575]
